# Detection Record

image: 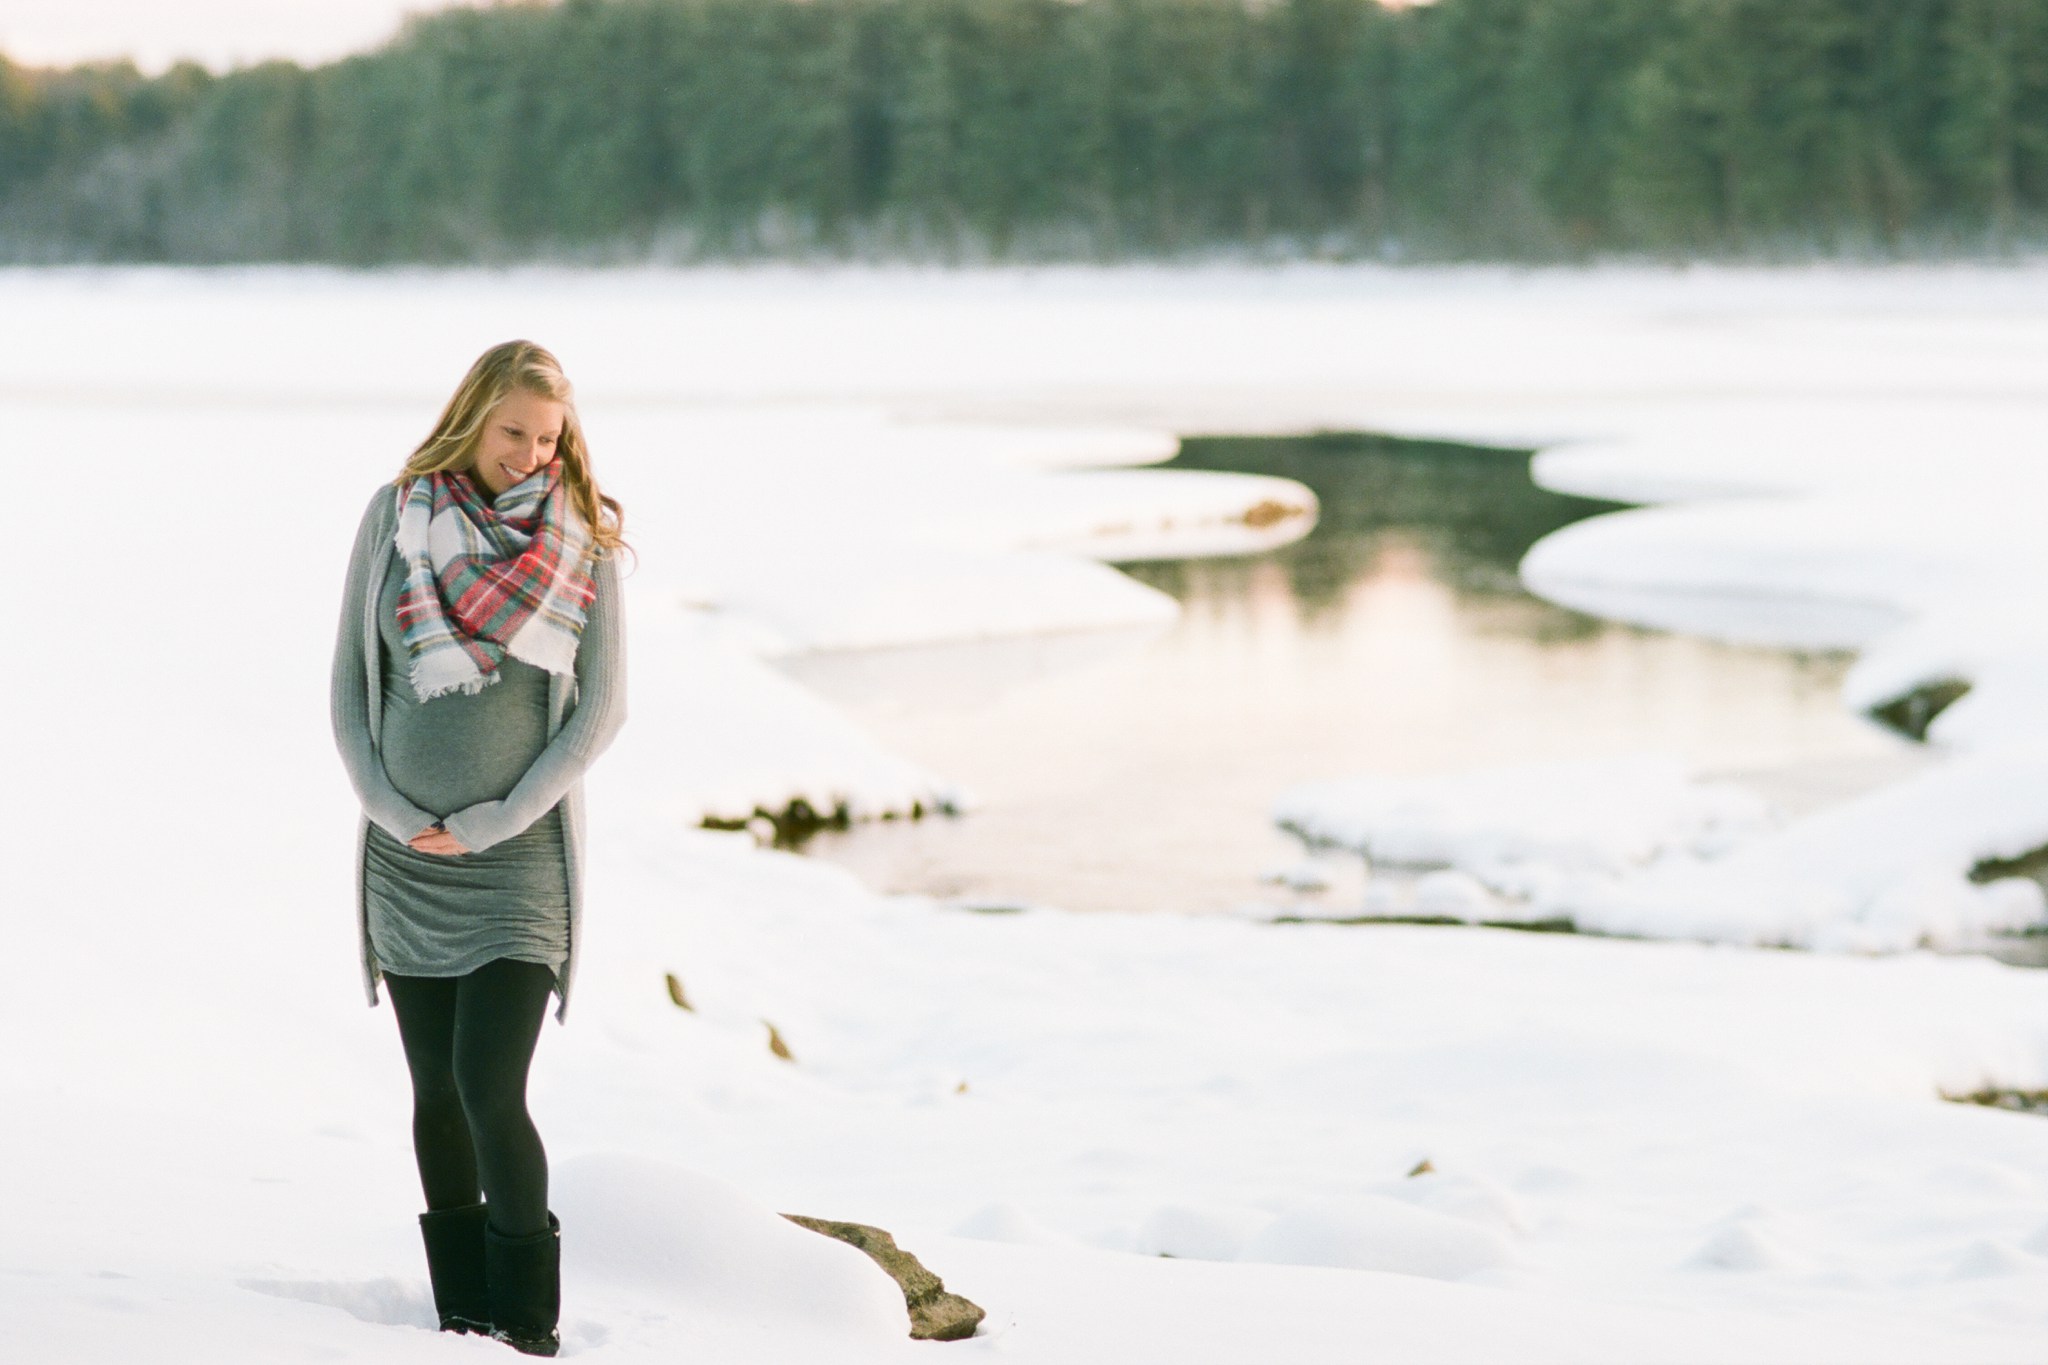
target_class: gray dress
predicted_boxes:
[363,553,570,981]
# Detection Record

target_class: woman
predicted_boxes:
[330,340,627,1356]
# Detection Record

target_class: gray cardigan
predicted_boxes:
[330,484,627,1022]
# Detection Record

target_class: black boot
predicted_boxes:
[485,1212,561,1357]
[418,1202,492,1334]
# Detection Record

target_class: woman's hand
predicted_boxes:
[408,825,470,857]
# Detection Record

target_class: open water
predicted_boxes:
[789,435,1915,917]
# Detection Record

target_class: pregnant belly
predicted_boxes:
[380,661,552,815]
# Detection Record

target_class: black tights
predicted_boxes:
[384,958,556,1237]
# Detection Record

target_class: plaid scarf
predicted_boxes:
[391,463,597,701]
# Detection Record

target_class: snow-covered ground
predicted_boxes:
[7,264,2048,1360]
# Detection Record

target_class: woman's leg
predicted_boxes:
[383,971,482,1211]
[451,958,556,1238]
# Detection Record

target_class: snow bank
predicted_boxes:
[1518,491,2044,652]
[553,1155,911,1352]
[605,403,1314,656]
[1552,754,2048,950]
[1843,592,2048,751]
[1235,1193,1517,1279]
[1003,467,1318,563]
[1510,394,2048,950]
[1275,755,1773,886]
[618,605,959,827]
[1276,753,2048,947]
[1530,402,2048,505]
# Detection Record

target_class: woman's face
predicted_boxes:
[470,389,566,498]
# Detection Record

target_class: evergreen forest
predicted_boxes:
[4,0,2047,264]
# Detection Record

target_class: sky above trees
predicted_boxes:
[0,1,452,71]
[1,0,1432,71]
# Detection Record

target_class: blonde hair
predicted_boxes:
[397,340,628,560]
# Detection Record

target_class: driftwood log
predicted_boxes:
[782,1214,985,1341]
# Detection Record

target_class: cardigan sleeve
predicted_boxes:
[438,551,628,854]
[331,487,443,844]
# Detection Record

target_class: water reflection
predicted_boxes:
[789,436,1908,916]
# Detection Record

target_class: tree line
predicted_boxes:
[4,0,2047,264]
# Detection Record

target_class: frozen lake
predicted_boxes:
[791,433,1914,916]
[9,266,2048,1361]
